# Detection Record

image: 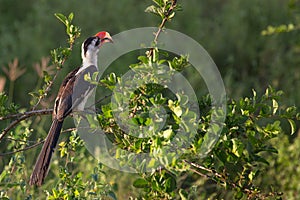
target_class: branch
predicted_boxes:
[183,160,223,178]
[0,108,53,121]
[87,94,112,110]
[31,35,78,111]
[154,0,177,43]
[0,109,53,141]
[183,160,282,199]
[147,0,177,57]
[0,140,44,157]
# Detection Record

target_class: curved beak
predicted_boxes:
[95,31,113,44]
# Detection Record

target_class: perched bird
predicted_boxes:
[29,31,113,186]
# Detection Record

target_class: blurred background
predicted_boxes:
[0,0,299,198]
[0,0,299,107]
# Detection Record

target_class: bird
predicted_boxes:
[29,31,113,186]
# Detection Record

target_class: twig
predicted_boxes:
[154,0,177,43]
[0,140,44,157]
[147,0,177,57]
[183,160,282,199]
[0,108,53,121]
[183,160,223,178]
[0,127,78,156]
[0,109,53,141]
[87,94,112,110]
[61,127,77,133]
[31,37,78,110]
[4,137,40,144]
[32,72,59,111]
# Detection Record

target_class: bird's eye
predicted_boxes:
[95,38,100,46]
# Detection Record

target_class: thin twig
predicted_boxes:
[183,160,223,178]
[0,127,78,156]
[4,137,40,144]
[0,140,44,157]
[87,94,112,110]
[183,160,282,199]
[61,127,77,133]
[32,38,78,110]
[0,109,53,141]
[147,0,177,57]
[0,108,53,121]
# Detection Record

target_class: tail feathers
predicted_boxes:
[29,119,63,186]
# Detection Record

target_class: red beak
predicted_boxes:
[95,31,113,43]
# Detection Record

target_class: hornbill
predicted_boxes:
[29,31,113,186]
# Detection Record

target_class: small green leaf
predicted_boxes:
[107,191,117,200]
[145,5,159,15]
[173,106,182,117]
[288,119,296,135]
[54,13,67,26]
[133,178,149,188]
[68,12,74,21]
[0,170,7,182]
[138,55,149,64]
[179,188,188,200]
[163,129,172,139]
[272,99,278,115]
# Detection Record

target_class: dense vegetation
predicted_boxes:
[0,0,299,199]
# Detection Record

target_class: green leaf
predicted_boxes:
[145,5,159,15]
[0,170,7,182]
[231,139,244,157]
[173,106,182,117]
[138,55,149,64]
[107,191,117,200]
[163,129,173,139]
[272,99,278,115]
[288,119,296,135]
[133,178,149,188]
[179,188,188,200]
[68,12,74,21]
[54,13,67,26]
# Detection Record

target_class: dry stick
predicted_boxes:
[0,109,53,141]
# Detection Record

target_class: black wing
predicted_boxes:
[53,67,80,121]
[71,65,98,112]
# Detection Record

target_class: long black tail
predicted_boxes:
[29,119,63,186]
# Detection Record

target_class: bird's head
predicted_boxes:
[81,31,113,63]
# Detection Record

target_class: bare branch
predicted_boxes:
[0,140,44,157]
[61,127,77,133]
[0,108,53,121]
[0,109,53,141]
